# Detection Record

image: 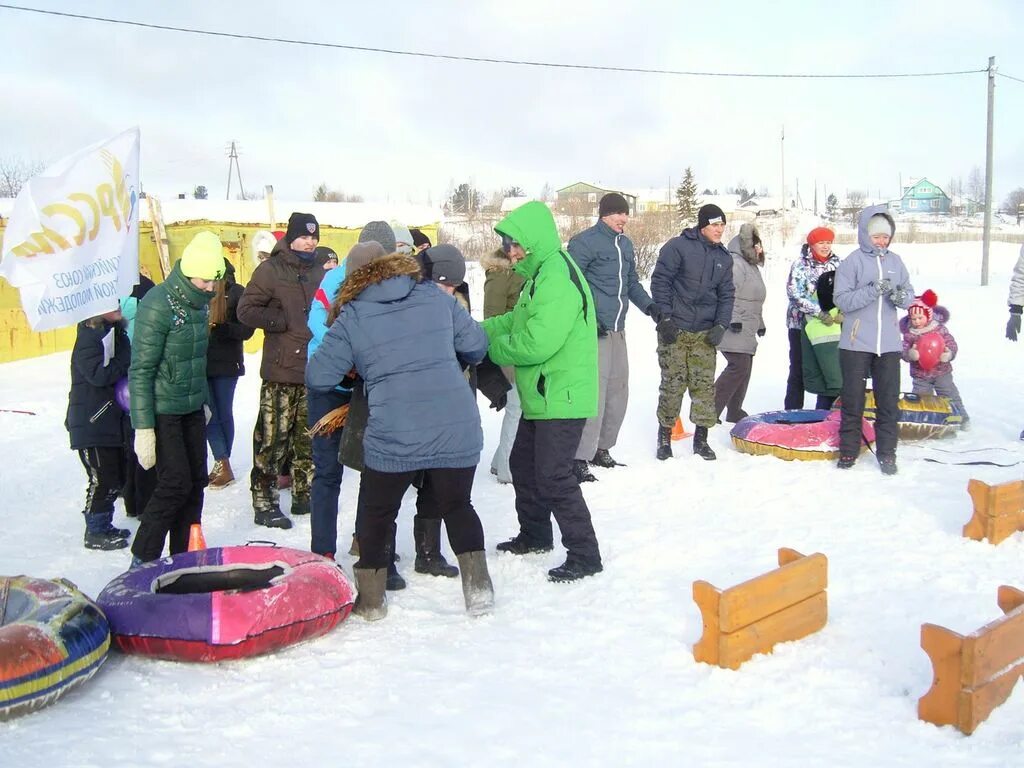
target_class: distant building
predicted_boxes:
[555,182,637,216]
[899,178,951,214]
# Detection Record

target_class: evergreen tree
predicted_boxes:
[825,193,839,221]
[675,167,699,226]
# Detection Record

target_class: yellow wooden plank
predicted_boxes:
[718,591,828,670]
[718,553,828,633]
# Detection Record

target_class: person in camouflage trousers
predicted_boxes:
[250,382,313,517]
[650,204,735,461]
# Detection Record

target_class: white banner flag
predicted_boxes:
[0,128,141,331]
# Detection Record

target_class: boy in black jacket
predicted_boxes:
[66,306,133,550]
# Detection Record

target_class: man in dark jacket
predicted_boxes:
[650,204,735,461]
[568,192,659,480]
[238,212,326,529]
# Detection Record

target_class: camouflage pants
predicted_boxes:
[250,381,312,512]
[656,330,718,428]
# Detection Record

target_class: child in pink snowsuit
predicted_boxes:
[900,289,969,429]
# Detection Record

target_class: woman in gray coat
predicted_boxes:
[714,223,767,422]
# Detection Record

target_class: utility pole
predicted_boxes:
[225,141,246,201]
[982,56,995,286]
[780,125,786,245]
[814,179,818,217]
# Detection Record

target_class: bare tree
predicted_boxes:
[313,182,364,202]
[629,209,677,278]
[967,166,985,202]
[0,155,45,198]
[1003,188,1024,216]
[846,190,867,224]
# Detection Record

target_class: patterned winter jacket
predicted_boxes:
[900,306,957,382]
[786,244,839,330]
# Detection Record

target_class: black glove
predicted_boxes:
[729,322,742,333]
[647,304,665,324]
[489,392,508,411]
[874,278,892,296]
[705,324,726,347]
[597,322,609,338]
[475,353,512,408]
[656,319,679,345]
[757,327,766,338]
[1008,305,1023,342]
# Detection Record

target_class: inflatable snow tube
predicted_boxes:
[97,545,355,662]
[0,576,111,721]
[833,391,963,439]
[730,409,876,461]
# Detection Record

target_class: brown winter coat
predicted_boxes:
[237,240,326,384]
[480,248,525,319]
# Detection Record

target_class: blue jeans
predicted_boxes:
[308,388,349,556]
[206,376,239,460]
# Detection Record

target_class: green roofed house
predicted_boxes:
[555,182,637,217]
[899,178,951,214]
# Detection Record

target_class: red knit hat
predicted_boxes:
[807,227,835,246]
[908,289,938,322]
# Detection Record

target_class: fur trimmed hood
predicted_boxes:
[338,252,422,306]
[728,223,763,266]
[479,248,513,273]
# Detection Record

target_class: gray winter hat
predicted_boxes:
[421,243,466,286]
[358,221,396,254]
[389,221,415,254]
[866,214,893,238]
[344,241,387,273]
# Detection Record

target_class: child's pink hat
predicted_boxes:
[908,289,938,321]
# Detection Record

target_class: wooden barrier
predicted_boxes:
[918,586,1024,734]
[693,548,828,670]
[964,479,1024,545]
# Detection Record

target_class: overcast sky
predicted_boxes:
[2,1,1022,206]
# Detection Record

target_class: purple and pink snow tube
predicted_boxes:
[730,409,876,461]
[97,545,355,662]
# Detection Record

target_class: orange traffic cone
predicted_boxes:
[671,417,692,441]
[187,523,207,552]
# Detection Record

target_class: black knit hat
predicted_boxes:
[410,228,432,249]
[599,192,630,218]
[285,212,319,244]
[697,204,726,229]
[421,244,466,286]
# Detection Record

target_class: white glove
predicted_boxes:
[204,404,213,424]
[907,347,920,361]
[939,350,952,363]
[135,428,157,470]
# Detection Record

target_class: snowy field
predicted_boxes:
[2,240,1024,767]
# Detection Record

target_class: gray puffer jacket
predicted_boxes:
[718,224,766,355]
[834,205,914,354]
[305,253,487,473]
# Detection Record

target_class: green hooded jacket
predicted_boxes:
[482,202,598,420]
[129,261,214,429]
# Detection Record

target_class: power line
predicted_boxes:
[0,3,989,80]
[997,71,1024,85]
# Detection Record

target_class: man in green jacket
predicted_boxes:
[482,201,602,582]
[129,231,223,564]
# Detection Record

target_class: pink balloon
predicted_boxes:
[916,332,944,372]
[115,377,131,413]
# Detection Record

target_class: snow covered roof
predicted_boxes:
[500,196,533,213]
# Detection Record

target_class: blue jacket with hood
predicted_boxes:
[834,205,914,355]
[567,220,653,332]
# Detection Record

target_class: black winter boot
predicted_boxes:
[656,426,673,461]
[590,449,623,468]
[496,534,553,555]
[353,568,388,621]
[84,529,129,551]
[386,559,407,591]
[290,496,310,516]
[572,459,598,483]
[547,554,603,583]
[457,551,494,616]
[877,454,898,475]
[255,506,293,529]
[692,426,717,461]
[414,517,459,578]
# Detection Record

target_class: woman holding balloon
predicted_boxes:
[901,289,969,429]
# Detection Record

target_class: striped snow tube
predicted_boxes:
[0,576,111,721]
[833,391,963,439]
[730,409,876,461]
[97,545,355,662]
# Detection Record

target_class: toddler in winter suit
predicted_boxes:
[900,289,969,429]
[66,306,133,550]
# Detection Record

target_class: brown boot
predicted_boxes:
[208,458,235,490]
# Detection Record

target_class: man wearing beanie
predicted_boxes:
[833,205,913,475]
[129,231,222,563]
[237,212,327,529]
[482,201,603,583]
[650,203,735,461]
[785,226,839,409]
[567,192,659,481]
[358,220,397,255]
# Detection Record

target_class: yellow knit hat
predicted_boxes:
[180,231,226,280]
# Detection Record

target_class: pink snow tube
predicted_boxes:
[730,409,876,461]
[98,545,355,662]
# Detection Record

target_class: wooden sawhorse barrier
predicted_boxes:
[919,586,1024,734]
[964,479,1024,545]
[693,548,828,670]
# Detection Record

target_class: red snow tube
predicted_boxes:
[97,545,355,662]
[730,409,876,461]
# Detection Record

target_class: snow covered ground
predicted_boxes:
[2,241,1024,766]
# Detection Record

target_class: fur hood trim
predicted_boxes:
[479,248,513,273]
[338,252,422,306]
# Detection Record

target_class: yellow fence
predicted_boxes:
[0,220,438,363]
